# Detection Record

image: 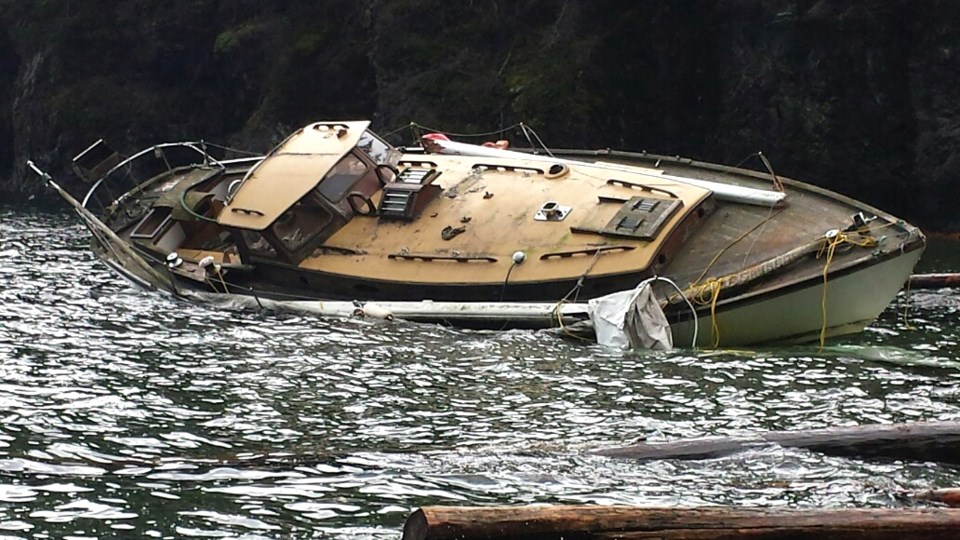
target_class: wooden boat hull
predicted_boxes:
[668,245,923,347]
[86,218,922,347]
[48,123,926,348]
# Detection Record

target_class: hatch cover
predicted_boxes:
[596,196,683,240]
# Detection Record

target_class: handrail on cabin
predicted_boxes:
[79,142,262,215]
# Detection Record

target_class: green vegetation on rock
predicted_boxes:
[1,0,959,230]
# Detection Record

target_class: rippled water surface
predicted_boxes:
[2,206,959,539]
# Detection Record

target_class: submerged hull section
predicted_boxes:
[58,122,925,347]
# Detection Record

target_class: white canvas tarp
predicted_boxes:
[588,282,673,350]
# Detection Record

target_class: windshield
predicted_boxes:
[357,129,393,164]
[316,152,369,203]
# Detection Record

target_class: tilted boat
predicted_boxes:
[32,120,925,347]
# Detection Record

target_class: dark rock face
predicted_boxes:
[1,0,958,230]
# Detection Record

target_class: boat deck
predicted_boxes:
[553,150,920,307]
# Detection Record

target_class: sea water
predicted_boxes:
[1,206,958,539]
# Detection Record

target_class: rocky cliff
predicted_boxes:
[2,0,958,230]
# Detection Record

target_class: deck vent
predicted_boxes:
[603,197,682,239]
[545,163,569,179]
[378,167,442,221]
[571,196,683,240]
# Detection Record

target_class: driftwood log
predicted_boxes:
[594,421,960,465]
[909,273,960,289]
[917,489,960,508]
[402,505,960,540]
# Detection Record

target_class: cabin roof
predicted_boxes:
[218,121,370,230]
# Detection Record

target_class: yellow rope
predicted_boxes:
[817,234,841,350]
[678,210,785,348]
[691,209,783,287]
[901,272,915,331]
[690,278,723,348]
[215,267,231,294]
[200,266,231,294]
[554,299,592,342]
[816,232,878,350]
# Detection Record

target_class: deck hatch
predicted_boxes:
[131,206,172,239]
[218,120,370,230]
[609,196,682,239]
[573,196,683,241]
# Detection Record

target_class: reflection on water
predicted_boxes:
[1,206,959,539]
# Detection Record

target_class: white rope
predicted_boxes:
[648,276,699,349]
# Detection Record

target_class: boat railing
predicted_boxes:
[79,142,262,218]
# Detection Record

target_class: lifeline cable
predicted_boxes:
[406,122,523,140]
[519,123,555,157]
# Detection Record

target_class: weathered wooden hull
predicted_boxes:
[668,245,923,347]
[86,221,922,346]
[58,126,925,348]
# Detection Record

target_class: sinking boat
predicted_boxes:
[32,120,925,347]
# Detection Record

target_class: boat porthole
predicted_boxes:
[697,207,706,218]
[545,164,569,179]
[658,254,668,265]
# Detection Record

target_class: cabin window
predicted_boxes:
[358,129,393,164]
[317,153,369,203]
[240,230,277,257]
[272,202,333,252]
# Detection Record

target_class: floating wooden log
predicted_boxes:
[593,421,960,465]
[402,505,960,540]
[917,489,960,508]
[909,273,960,289]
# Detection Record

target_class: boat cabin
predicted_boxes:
[218,121,397,265]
